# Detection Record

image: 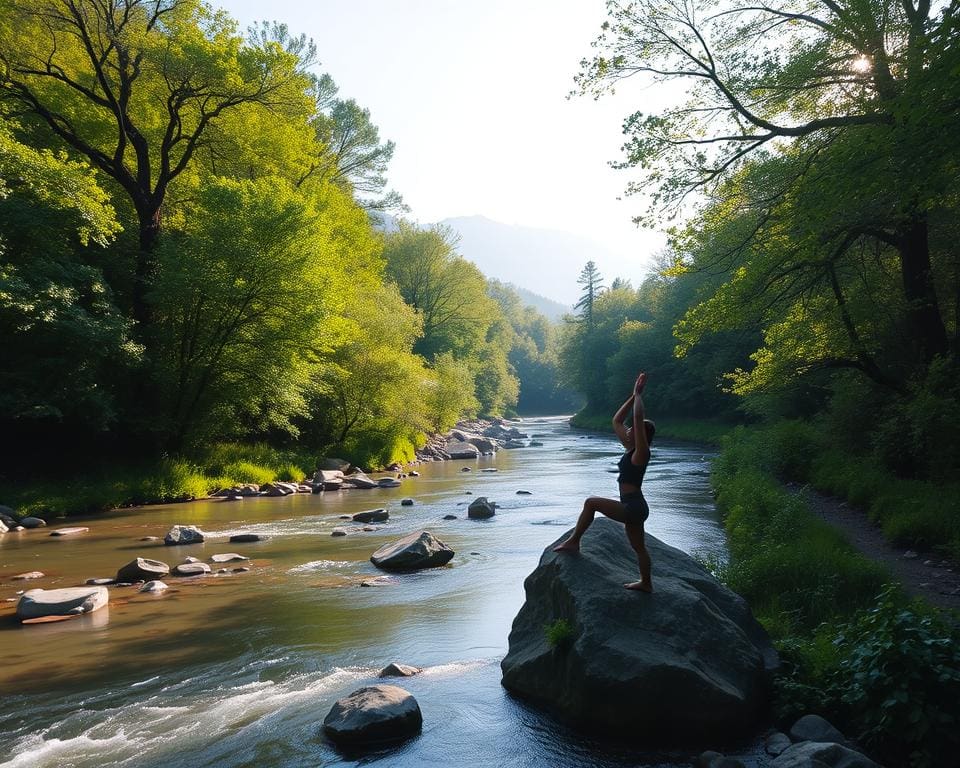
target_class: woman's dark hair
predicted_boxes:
[644,419,656,445]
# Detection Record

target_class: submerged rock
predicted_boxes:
[139,580,169,594]
[17,586,108,621]
[12,571,45,581]
[229,533,262,543]
[210,553,248,563]
[370,531,454,571]
[323,684,422,747]
[353,508,389,524]
[500,518,777,746]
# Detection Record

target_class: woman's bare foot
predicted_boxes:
[624,580,653,593]
[552,539,580,553]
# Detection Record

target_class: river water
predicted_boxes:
[0,417,732,768]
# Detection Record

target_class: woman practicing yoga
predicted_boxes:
[553,372,655,592]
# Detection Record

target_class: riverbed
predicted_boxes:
[0,417,734,767]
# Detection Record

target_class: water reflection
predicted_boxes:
[0,418,737,767]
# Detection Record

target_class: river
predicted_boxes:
[0,417,731,767]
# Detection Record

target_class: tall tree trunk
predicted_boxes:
[133,203,162,330]
[898,216,948,365]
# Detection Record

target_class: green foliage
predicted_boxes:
[714,428,887,635]
[544,618,575,650]
[827,588,960,767]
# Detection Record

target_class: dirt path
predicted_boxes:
[785,482,960,615]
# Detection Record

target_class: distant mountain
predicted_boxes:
[440,215,624,305]
[511,285,571,322]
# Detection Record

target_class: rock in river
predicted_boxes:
[164,525,204,546]
[323,684,422,747]
[370,531,454,571]
[353,508,389,524]
[116,557,170,582]
[230,533,262,543]
[210,553,249,563]
[20,516,46,529]
[12,571,45,580]
[379,663,422,677]
[467,497,496,519]
[139,580,169,594]
[16,586,108,621]
[172,562,211,577]
[49,527,89,537]
[500,518,777,746]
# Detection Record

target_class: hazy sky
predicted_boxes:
[219,0,669,285]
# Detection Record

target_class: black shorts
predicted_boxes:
[620,491,649,524]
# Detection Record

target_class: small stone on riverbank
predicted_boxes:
[12,571,45,580]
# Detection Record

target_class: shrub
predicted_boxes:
[827,587,960,768]
[544,618,575,650]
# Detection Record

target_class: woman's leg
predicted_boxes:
[552,496,628,552]
[624,522,653,592]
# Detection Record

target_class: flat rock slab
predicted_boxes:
[85,578,115,586]
[323,684,422,747]
[229,534,263,543]
[370,531,454,571]
[172,562,211,576]
[377,478,402,488]
[210,553,249,563]
[17,586,108,621]
[353,508,389,524]
[116,557,170,582]
[12,571,45,580]
[50,527,90,537]
[501,518,777,746]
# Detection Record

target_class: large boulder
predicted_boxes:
[313,469,345,484]
[343,472,378,489]
[17,586,108,621]
[318,458,352,472]
[20,516,47,528]
[370,531,455,571]
[500,518,777,746]
[771,742,881,768]
[789,715,847,746]
[164,525,204,545]
[116,557,170,582]
[444,440,481,459]
[323,684,422,746]
[467,497,496,519]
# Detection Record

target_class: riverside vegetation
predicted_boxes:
[554,2,960,766]
[0,1,578,518]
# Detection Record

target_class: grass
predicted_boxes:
[0,442,316,519]
[713,424,960,766]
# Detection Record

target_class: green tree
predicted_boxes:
[0,117,133,429]
[574,260,604,326]
[0,0,316,325]
[579,0,960,368]
[149,174,378,447]
[424,352,479,433]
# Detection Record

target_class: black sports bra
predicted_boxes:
[617,450,648,486]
